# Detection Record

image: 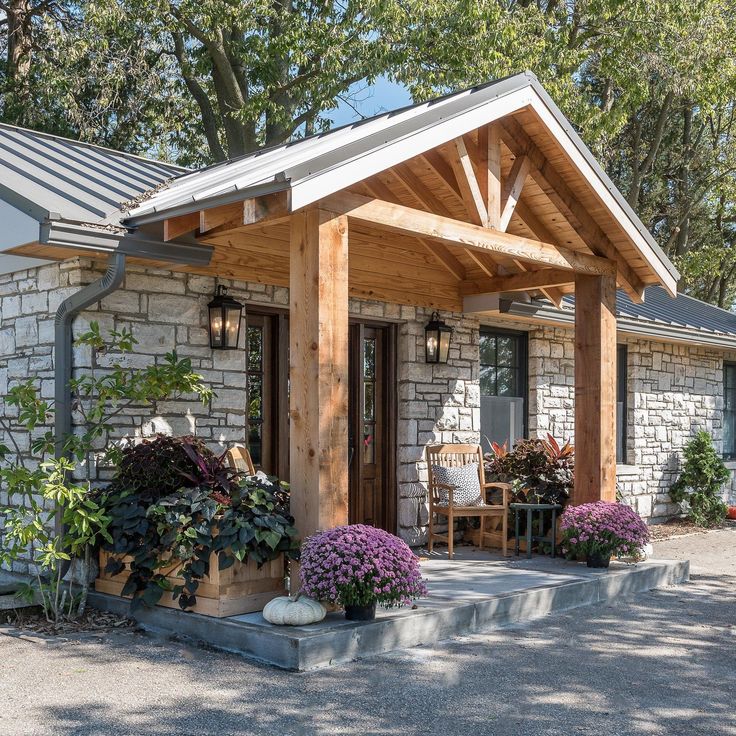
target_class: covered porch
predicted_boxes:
[115,73,678,545]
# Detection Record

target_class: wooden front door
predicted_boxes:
[348,322,397,532]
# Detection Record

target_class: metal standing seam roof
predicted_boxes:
[562,287,736,339]
[121,71,679,288]
[0,122,186,226]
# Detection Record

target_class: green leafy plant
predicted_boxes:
[0,323,212,624]
[670,431,729,527]
[100,464,299,611]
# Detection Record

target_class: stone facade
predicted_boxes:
[0,259,481,557]
[521,322,735,519]
[2,257,735,564]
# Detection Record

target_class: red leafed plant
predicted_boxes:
[485,433,574,506]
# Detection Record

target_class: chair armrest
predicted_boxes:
[483,481,510,508]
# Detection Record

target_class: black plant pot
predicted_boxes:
[586,550,611,569]
[344,602,377,621]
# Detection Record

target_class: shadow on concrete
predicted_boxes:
[6,571,732,735]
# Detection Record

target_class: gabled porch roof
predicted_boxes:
[120,71,679,304]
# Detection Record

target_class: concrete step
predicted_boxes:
[88,557,689,671]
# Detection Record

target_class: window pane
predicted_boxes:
[364,338,375,379]
[248,424,262,466]
[248,375,262,420]
[364,381,375,420]
[247,327,263,371]
[496,336,516,367]
[363,423,375,463]
[480,366,496,396]
[496,367,515,396]
[479,335,496,366]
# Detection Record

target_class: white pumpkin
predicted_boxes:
[262,593,326,626]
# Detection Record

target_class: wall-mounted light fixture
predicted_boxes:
[424,311,453,363]
[208,285,244,350]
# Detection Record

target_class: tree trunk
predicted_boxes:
[4,0,34,123]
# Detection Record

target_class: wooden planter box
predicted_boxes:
[96,550,286,618]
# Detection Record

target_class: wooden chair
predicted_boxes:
[426,444,510,559]
[225,445,256,476]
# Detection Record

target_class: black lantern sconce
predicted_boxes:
[208,285,244,350]
[424,311,453,363]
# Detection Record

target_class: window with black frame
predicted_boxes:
[479,329,527,450]
[617,345,628,464]
[724,362,736,459]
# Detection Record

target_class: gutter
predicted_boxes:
[484,298,736,351]
[53,252,126,565]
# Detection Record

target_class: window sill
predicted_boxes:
[616,464,640,477]
[724,461,736,471]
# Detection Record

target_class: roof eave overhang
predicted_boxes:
[474,298,736,351]
[122,179,290,228]
[40,220,213,266]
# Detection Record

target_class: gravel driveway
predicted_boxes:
[1,528,735,736]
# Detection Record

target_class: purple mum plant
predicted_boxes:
[560,501,650,560]
[299,525,428,608]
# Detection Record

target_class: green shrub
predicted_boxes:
[670,431,729,527]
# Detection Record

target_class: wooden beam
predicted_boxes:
[459,268,575,296]
[198,191,290,236]
[514,198,568,306]
[319,191,616,276]
[289,207,350,543]
[574,273,617,504]
[449,137,488,226]
[421,149,462,199]
[500,117,646,302]
[485,125,502,229]
[387,166,498,276]
[163,212,199,241]
[500,154,531,231]
[362,177,467,281]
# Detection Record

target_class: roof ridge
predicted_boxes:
[0,122,188,173]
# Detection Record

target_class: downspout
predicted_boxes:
[54,252,126,540]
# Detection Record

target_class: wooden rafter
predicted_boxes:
[163,212,199,241]
[459,267,575,296]
[362,177,467,281]
[319,190,616,276]
[176,191,291,240]
[390,163,498,277]
[449,137,488,226]
[421,149,462,200]
[500,154,531,231]
[499,117,646,301]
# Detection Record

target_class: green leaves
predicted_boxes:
[670,430,729,526]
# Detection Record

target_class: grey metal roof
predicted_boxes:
[0,123,185,225]
[122,71,678,285]
[563,287,736,339]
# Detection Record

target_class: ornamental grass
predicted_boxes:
[299,524,427,608]
[560,501,650,560]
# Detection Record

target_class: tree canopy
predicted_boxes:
[2,0,736,305]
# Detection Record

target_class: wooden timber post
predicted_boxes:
[289,207,350,546]
[574,272,617,504]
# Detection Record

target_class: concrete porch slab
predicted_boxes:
[87,550,689,671]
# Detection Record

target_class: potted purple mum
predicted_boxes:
[299,525,428,621]
[560,501,650,568]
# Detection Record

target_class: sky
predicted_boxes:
[326,75,413,127]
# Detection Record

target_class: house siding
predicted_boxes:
[1,258,735,564]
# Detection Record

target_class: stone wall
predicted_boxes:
[521,322,734,520]
[0,258,480,558]
[3,256,736,570]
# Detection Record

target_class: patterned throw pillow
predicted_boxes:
[431,463,483,506]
